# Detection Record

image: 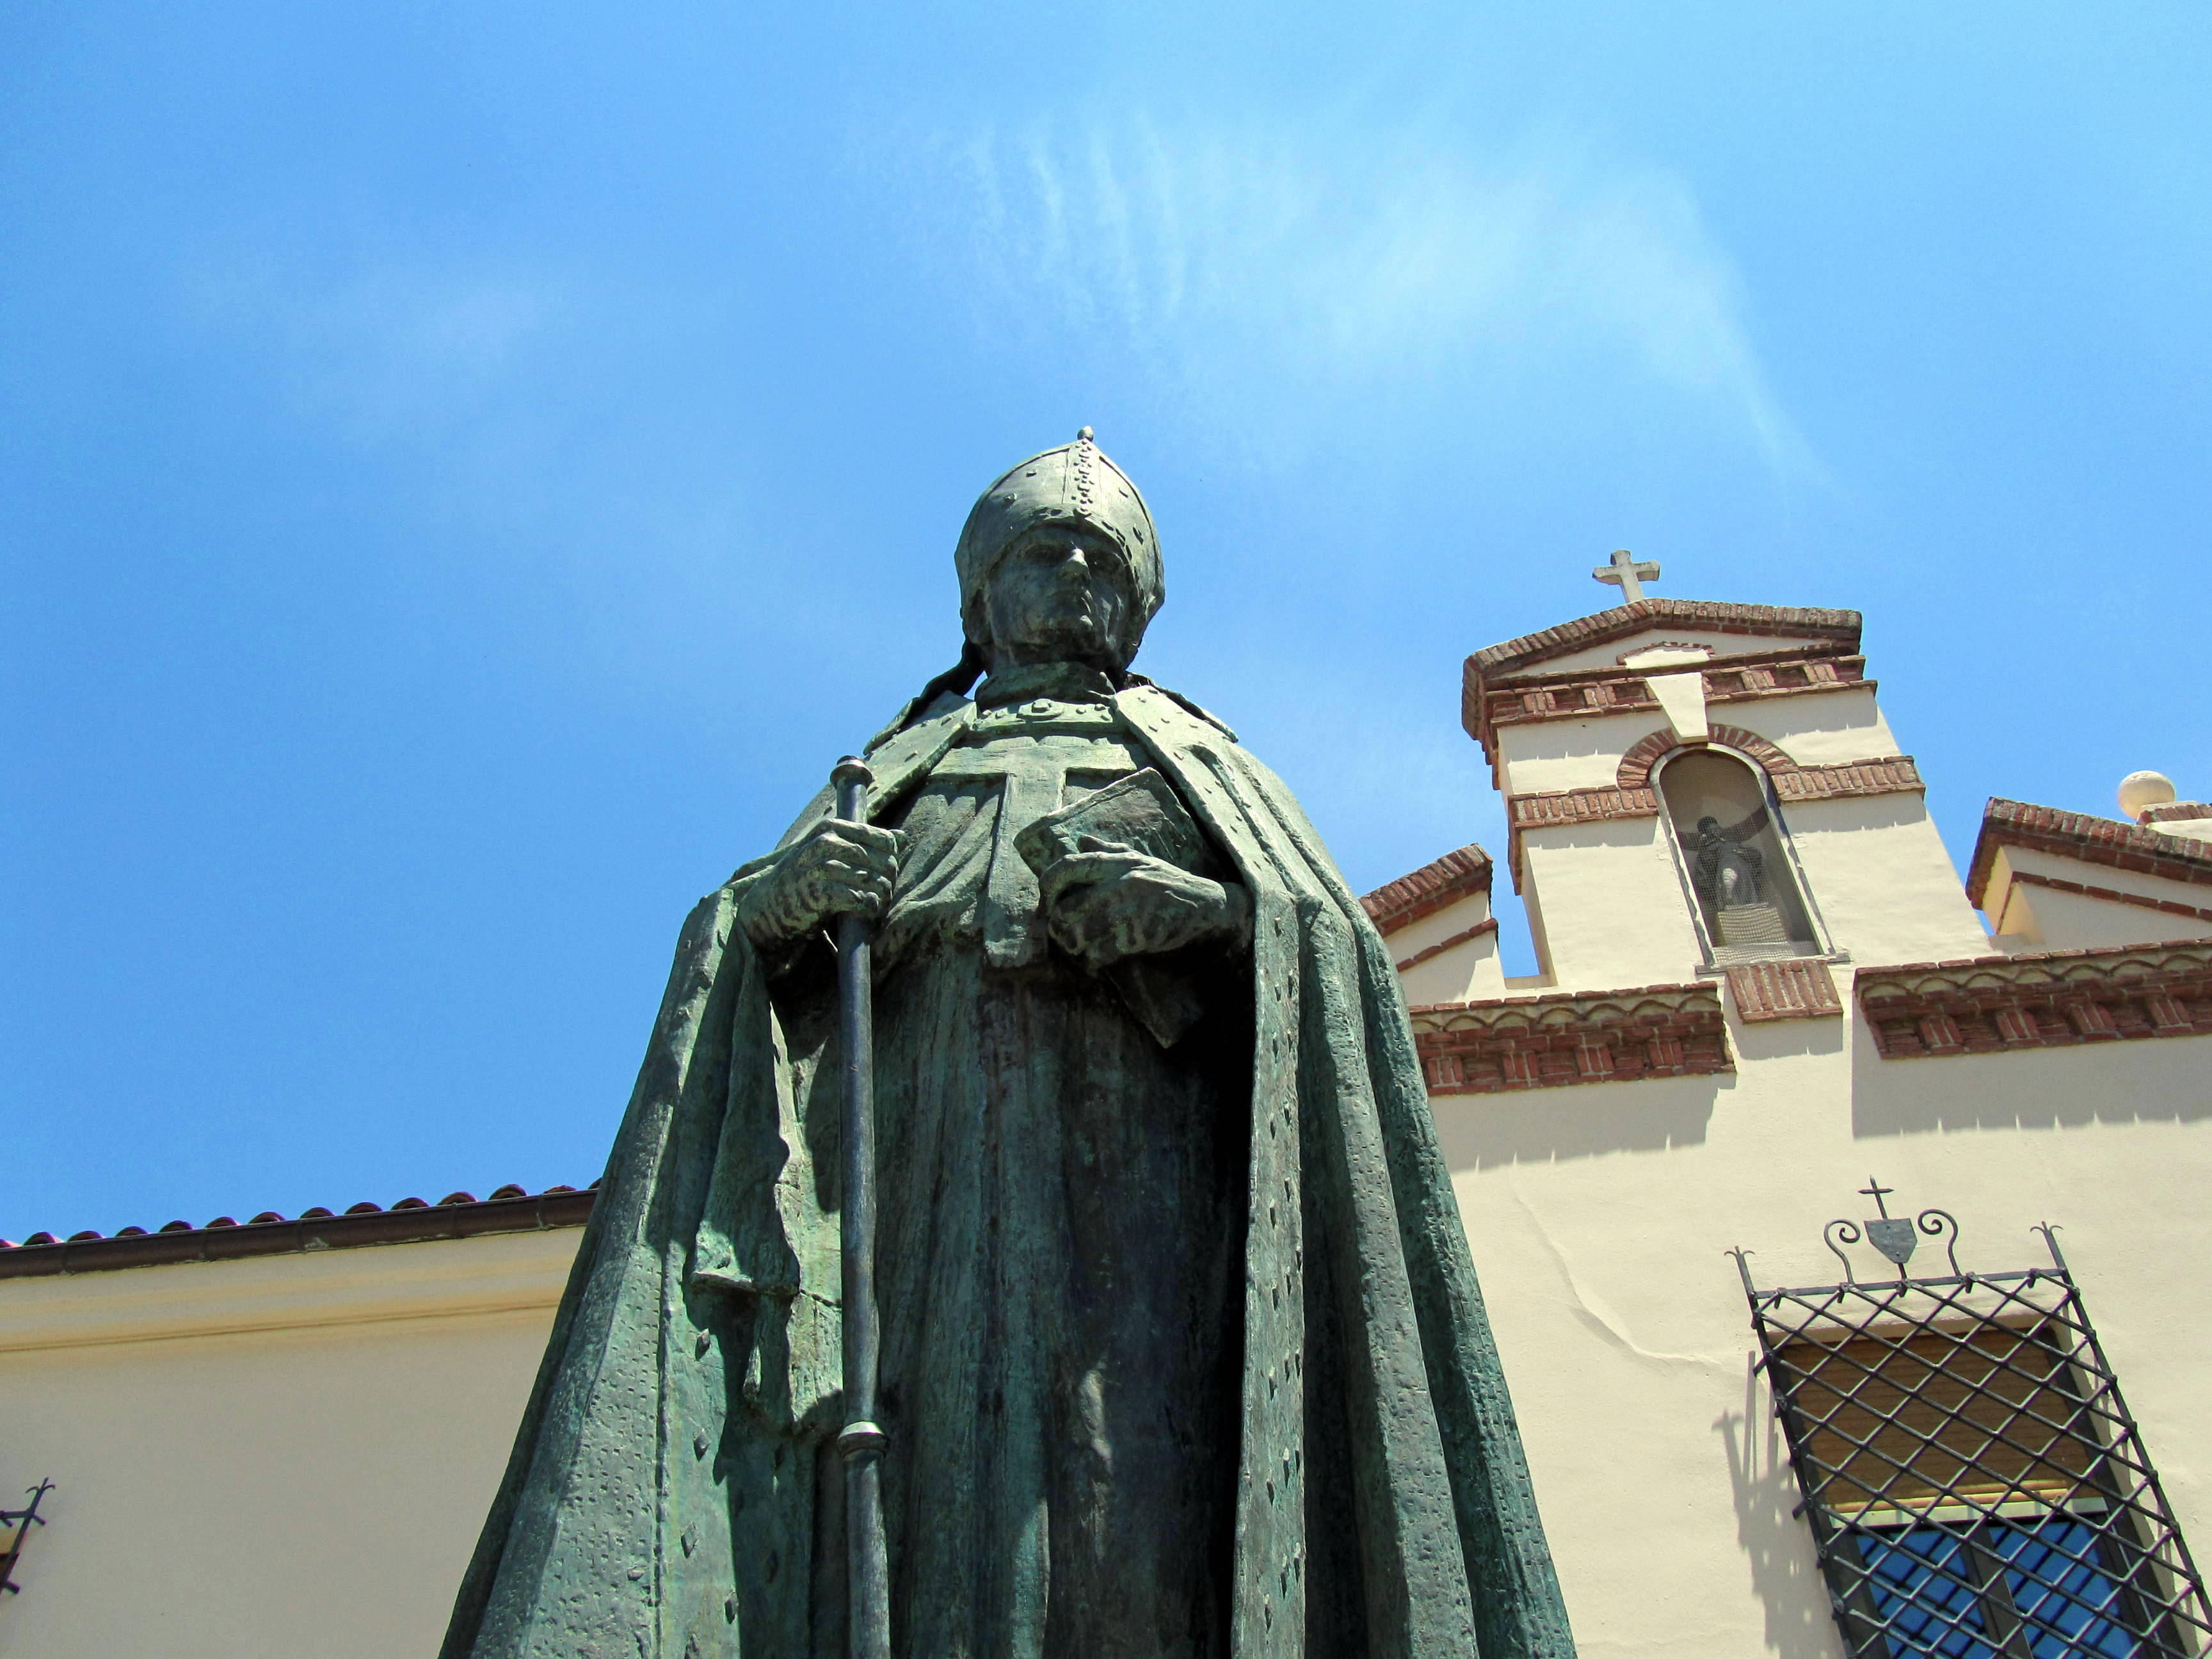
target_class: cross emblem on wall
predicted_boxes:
[1592,548,1661,603]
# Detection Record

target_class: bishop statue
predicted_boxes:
[441,433,1575,1658]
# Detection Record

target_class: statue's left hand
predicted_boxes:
[1040,835,1250,972]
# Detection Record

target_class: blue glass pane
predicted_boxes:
[1993,1518,2140,1658]
[1864,1528,1997,1658]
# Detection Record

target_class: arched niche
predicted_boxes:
[1655,746,1825,963]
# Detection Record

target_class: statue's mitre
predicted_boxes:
[954,428,1165,637]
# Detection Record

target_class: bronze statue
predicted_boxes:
[442,432,1575,1658]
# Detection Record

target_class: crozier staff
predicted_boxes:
[444,430,1577,1659]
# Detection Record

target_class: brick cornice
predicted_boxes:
[1855,940,2212,1059]
[1467,601,1862,682]
[1463,649,1874,773]
[1408,981,1731,1093]
[1966,799,2212,909]
[1360,844,1495,934]
[2142,801,2212,826]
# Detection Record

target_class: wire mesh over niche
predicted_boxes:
[1732,1183,2209,1658]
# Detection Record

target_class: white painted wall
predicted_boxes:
[1982,846,2212,954]
[1517,817,1706,991]
[1783,794,1990,967]
[1441,1012,2212,1659]
[0,1231,576,1659]
[1501,712,1660,796]
[1387,891,1508,1005]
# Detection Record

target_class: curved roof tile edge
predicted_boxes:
[0,1182,598,1279]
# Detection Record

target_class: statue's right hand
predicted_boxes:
[737,819,907,951]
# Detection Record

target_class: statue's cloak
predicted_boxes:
[440,681,1575,1659]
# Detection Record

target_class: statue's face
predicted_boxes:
[979,523,1139,670]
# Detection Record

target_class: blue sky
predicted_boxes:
[4,3,2208,1236]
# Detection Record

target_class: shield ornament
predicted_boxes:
[1865,1217,1918,1267]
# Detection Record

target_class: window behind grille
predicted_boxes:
[1738,1215,2211,1659]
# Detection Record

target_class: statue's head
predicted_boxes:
[955,429,1163,673]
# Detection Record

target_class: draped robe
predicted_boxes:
[440,668,1577,1659]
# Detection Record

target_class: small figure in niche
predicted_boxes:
[1691,813,1767,911]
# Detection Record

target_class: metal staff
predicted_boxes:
[830,756,892,1659]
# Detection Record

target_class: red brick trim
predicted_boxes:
[2007,871,2212,931]
[1468,601,1861,681]
[1620,723,1794,787]
[1511,786,1662,830]
[1966,799,2212,909]
[1726,959,1843,1022]
[0,1185,596,1278]
[1502,747,1921,890]
[1360,844,1495,934]
[1463,650,1875,768]
[1395,918,1500,972]
[2142,801,2212,826]
[1775,757,1925,802]
[1408,982,1731,1093]
[1855,941,2212,1059]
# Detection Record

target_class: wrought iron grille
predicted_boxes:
[1733,1183,2211,1658]
[0,1480,52,1605]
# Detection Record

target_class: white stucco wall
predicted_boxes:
[1440,1014,2212,1659]
[1782,794,1991,967]
[0,1230,578,1659]
[1982,846,2212,954]
[1501,712,1661,796]
[1516,817,1706,991]
[1710,689,1898,767]
[1386,892,1508,1005]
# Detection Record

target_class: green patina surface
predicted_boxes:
[441,435,1576,1658]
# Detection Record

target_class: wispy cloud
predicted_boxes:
[892,109,1807,474]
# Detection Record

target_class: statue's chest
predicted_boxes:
[894,700,1149,969]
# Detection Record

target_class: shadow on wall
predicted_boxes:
[1716,1355,1843,1659]
[1849,1019,2212,1138]
[1733,1016,1848,1064]
[1431,1074,1727,1172]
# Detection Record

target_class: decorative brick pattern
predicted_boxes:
[1855,942,2212,1060]
[1966,799,2212,908]
[1394,918,1500,972]
[1619,723,1795,788]
[1774,757,1924,801]
[1408,982,1731,1094]
[1725,959,1843,1022]
[1510,786,1662,831]
[1462,599,1867,765]
[1468,600,1861,682]
[1359,844,1494,934]
[1464,653,1875,770]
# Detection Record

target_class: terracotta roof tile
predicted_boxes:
[1966,797,2212,908]
[1361,845,1495,934]
[0,1182,598,1278]
[1466,599,1862,682]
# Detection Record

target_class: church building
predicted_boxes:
[4,569,2208,1659]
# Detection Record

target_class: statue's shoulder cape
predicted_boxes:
[440,680,1576,1659]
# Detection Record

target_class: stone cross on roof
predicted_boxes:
[1592,548,1661,604]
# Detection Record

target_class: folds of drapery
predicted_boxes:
[440,684,1576,1659]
